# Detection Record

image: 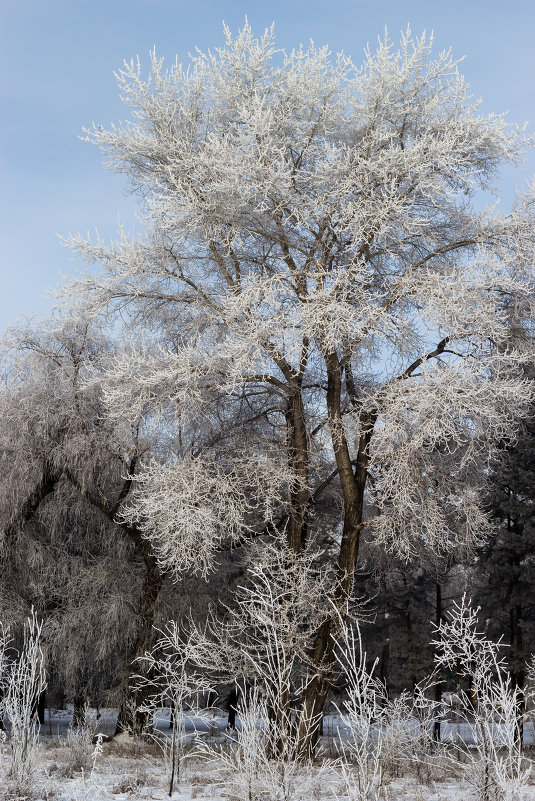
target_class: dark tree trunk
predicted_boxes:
[226,686,240,730]
[29,688,47,725]
[296,353,375,756]
[285,390,309,554]
[379,638,390,696]
[115,533,164,737]
[73,694,86,727]
[36,689,46,725]
[405,602,417,690]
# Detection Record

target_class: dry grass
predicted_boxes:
[110,767,150,794]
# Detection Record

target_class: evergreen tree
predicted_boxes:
[476,412,535,740]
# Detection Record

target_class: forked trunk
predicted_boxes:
[296,354,374,756]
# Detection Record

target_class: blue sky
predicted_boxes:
[1,0,534,332]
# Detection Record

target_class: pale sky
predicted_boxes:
[1,0,534,332]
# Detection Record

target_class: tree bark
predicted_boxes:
[285,390,309,554]
[296,353,375,756]
[115,531,164,737]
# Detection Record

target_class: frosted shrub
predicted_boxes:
[64,732,106,801]
[380,685,438,780]
[0,622,10,727]
[433,596,533,801]
[331,622,439,800]
[64,709,97,775]
[197,682,328,801]
[2,611,46,797]
[330,622,385,801]
[228,690,265,801]
[135,623,215,797]
[0,629,7,783]
[197,686,265,801]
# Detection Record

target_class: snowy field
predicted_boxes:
[1,708,534,801]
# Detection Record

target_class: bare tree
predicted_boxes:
[134,623,215,796]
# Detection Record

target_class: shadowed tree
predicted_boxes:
[476,411,535,744]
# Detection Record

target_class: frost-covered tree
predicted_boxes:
[59,23,534,752]
[135,624,215,796]
[0,315,291,732]
[0,318,166,733]
[0,611,46,797]
[434,597,532,801]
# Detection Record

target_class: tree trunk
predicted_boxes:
[73,694,86,727]
[296,353,375,756]
[285,390,309,554]
[379,638,390,697]
[115,533,164,737]
[226,686,239,730]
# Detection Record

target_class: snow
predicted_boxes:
[7,751,535,801]
[1,710,534,801]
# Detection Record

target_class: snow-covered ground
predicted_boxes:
[1,709,534,800]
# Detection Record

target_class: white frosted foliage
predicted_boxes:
[55,22,535,568]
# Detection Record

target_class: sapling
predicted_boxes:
[331,618,440,800]
[433,596,533,801]
[134,622,215,796]
[194,540,331,800]
[2,610,46,796]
